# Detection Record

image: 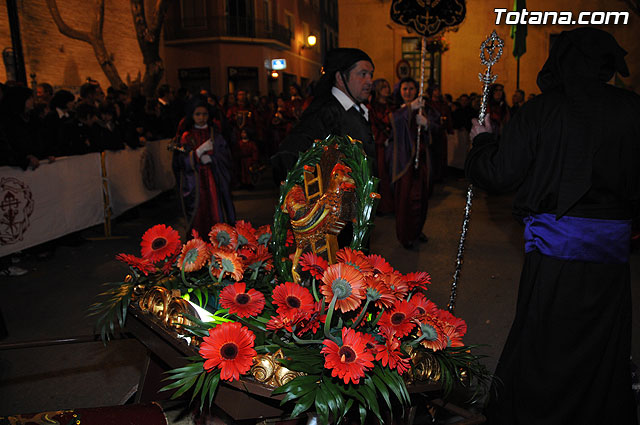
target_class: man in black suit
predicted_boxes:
[272,48,375,181]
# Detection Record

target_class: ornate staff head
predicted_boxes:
[477,30,504,125]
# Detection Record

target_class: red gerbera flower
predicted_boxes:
[116,253,157,276]
[177,238,209,272]
[295,302,326,336]
[383,272,409,300]
[219,282,266,317]
[209,223,238,251]
[378,300,418,337]
[409,293,438,318]
[376,327,411,374]
[364,276,396,310]
[256,224,272,246]
[210,249,245,281]
[360,331,378,354]
[266,314,295,332]
[161,253,178,276]
[285,229,295,247]
[140,224,181,262]
[320,263,366,313]
[416,316,447,352]
[321,327,375,385]
[272,281,315,320]
[337,247,373,276]
[199,322,256,381]
[299,252,329,279]
[235,220,258,249]
[368,254,394,275]
[404,272,432,291]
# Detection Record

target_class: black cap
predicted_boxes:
[315,48,374,96]
[322,48,374,76]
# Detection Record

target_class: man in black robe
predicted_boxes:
[465,28,639,424]
[272,48,376,182]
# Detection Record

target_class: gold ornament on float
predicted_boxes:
[250,349,306,388]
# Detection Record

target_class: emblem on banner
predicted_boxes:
[0,177,35,245]
[141,150,157,191]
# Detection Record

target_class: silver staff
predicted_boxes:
[414,36,427,170]
[447,30,504,314]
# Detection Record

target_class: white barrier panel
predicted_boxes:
[0,154,104,257]
[105,139,175,218]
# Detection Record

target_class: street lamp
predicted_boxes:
[301,34,317,52]
[306,34,317,47]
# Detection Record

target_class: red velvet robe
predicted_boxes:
[180,126,221,237]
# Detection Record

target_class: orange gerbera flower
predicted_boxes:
[116,253,157,276]
[416,317,447,352]
[376,327,411,374]
[211,249,245,281]
[235,220,258,249]
[256,224,272,246]
[219,282,265,317]
[244,244,274,272]
[209,223,238,251]
[378,300,418,337]
[383,272,409,300]
[140,224,181,262]
[408,293,438,318]
[364,276,396,310]
[177,238,209,272]
[199,322,256,381]
[321,327,374,385]
[299,252,329,279]
[337,247,373,276]
[320,263,366,313]
[272,281,315,320]
[404,272,432,291]
[437,310,467,347]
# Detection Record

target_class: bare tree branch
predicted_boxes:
[93,0,105,38]
[131,0,169,97]
[46,0,125,89]
[45,0,91,43]
[149,0,170,39]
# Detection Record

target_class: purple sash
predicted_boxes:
[523,213,631,263]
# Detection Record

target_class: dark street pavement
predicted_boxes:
[1,171,639,420]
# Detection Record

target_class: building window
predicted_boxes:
[401,37,440,85]
[264,0,271,32]
[285,12,294,40]
[181,0,207,28]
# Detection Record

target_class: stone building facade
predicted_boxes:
[339,0,639,100]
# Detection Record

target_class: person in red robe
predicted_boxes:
[369,78,395,214]
[237,129,259,189]
[389,78,431,250]
[178,99,236,236]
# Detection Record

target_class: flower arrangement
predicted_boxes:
[90,135,490,424]
[425,35,450,54]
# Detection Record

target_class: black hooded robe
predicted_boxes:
[465,28,640,424]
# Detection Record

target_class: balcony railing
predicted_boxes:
[164,15,291,46]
